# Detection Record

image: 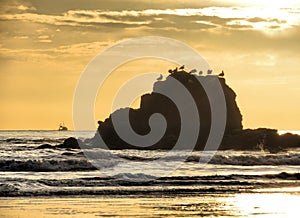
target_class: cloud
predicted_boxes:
[54,41,111,56]
[0,11,150,27]
[1,5,300,56]
[13,36,29,40]
[0,41,113,62]
[16,5,35,11]
[0,0,36,13]
[1,7,299,35]
[39,39,52,43]
[38,35,50,39]
[226,19,288,32]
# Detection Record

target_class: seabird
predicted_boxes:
[207,69,212,74]
[179,65,185,70]
[199,70,203,75]
[168,69,173,74]
[173,67,178,73]
[218,70,225,77]
[156,74,163,80]
[189,69,197,74]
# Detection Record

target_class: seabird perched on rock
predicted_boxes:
[199,70,203,75]
[218,70,225,77]
[179,65,185,70]
[207,69,213,74]
[189,69,197,74]
[156,74,163,80]
[168,69,173,74]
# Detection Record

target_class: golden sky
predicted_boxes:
[0,0,300,130]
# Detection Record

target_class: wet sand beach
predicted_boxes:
[1,191,300,218]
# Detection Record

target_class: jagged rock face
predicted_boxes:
[95,71,243,150]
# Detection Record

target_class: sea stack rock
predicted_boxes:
[94,71,243,150]
[57,137,80,149]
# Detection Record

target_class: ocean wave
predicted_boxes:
[0,159,97,171]
[206,153,300,165]
[117,153,300,166]
[1,152,300,172]
[1,137,64,145]
[0,185,237,197]
[1,172,299,197]
[113,173,157,182]
[13,172,300,187]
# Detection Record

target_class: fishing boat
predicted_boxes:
[58,122,68,131]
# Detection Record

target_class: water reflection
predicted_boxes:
[1,193,299,217]
[226,193,300,217]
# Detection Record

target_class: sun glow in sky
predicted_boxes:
[0,0,300,130]
[235,0,300,8]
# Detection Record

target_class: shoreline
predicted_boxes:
[1,192,300,218]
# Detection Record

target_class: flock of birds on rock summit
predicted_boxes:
[158,65,225,81]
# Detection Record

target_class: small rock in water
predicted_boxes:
[57,137,80,149]
[36,144,54,149]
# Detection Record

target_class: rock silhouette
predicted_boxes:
[91,70,300,151]
[57,137,80,149]
[94,71,243,150]
[37,137,81,149]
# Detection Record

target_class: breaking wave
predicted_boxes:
[1,152,300,172]
[119,153,300,166]
[0,159,96,171]
[198,153,300,166]
[1,172,299,197]
[1,137,64,145]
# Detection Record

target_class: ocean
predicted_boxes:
[0,130,300,217]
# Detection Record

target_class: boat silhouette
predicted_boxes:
[58,122,68,131]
